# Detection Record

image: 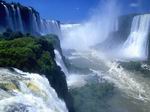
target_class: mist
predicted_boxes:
[61,0,120,50]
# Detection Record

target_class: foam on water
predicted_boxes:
[73,49,150,102]
[0,68,68,112]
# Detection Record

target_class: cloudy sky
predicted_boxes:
[7,0,150,22]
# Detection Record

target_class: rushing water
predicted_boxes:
[122,14,150,60]
[0,2,61,37]
[54,49,69,76]
[70,50,150,101]
[16,6,24,32]
[2,3,13,29]
[11,5,17,30]
[64,49,150,112]
[60,10,150,112]
[0,68,68,112]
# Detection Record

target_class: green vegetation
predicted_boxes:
[0,31,75,112]
[70,82,114,112]
[0,36,56,74]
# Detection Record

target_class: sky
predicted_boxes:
[6,0,150,23]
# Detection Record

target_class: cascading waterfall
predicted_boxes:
[28,8,61,36]
[40,19,61,37]
[32,13,39,33]
[0,2,62,37]
[29,8,39,33]
[122,14,150,60]
[16,6,24,32]
[51,20,61,36]
[11,5,17,30]
[0,68,68,112]
[2,3,13,29]
[54,50,69,76]
[40,19,45,34]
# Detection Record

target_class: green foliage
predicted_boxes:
[37,51,55,73]
[0,36,56,74]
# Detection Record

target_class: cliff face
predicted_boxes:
[0,34,74,112]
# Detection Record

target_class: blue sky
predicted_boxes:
[7,0,150,23]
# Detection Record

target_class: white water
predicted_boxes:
[40,19,61,38]
[11,5,17,30]
[122,14,150,60]
[59,1,150,103]
[33,13,39,33]
[29,8,39,33]
[16,6,24,32]
[2,3,13,29]
[0,3,62,36]
[54,50,69,76]
[69,49,150,102]
[0,68,68,112]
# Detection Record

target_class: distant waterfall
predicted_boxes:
[32,13,39,33]
[29,8,39,33]
[0,68,68,112]
[51,20,61,36]
[40,19,61,37]
[11,5,17,30]
[122,14,150,60]
[40,19,47,34]
[16,6,24,32]
[0,1,62,37]
[2,3,13,29]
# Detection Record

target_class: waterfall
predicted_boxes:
[40,19,44,34]
[0,2,62,36]
[11,5,17,30]
[40,19,61,37]
[29,8,39,34]
[16,6,24,32]
[0,68,68,112]
[40,19,48,34]
[32,13,39,33]
[122,14,150,60]
[54,50,69,76]
[2,3,13,30]
[51,20,61,36]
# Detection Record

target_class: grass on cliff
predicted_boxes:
[0,36,56,73]
[0,29,62,73]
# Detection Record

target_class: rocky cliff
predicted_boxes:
[0,32,75,112]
